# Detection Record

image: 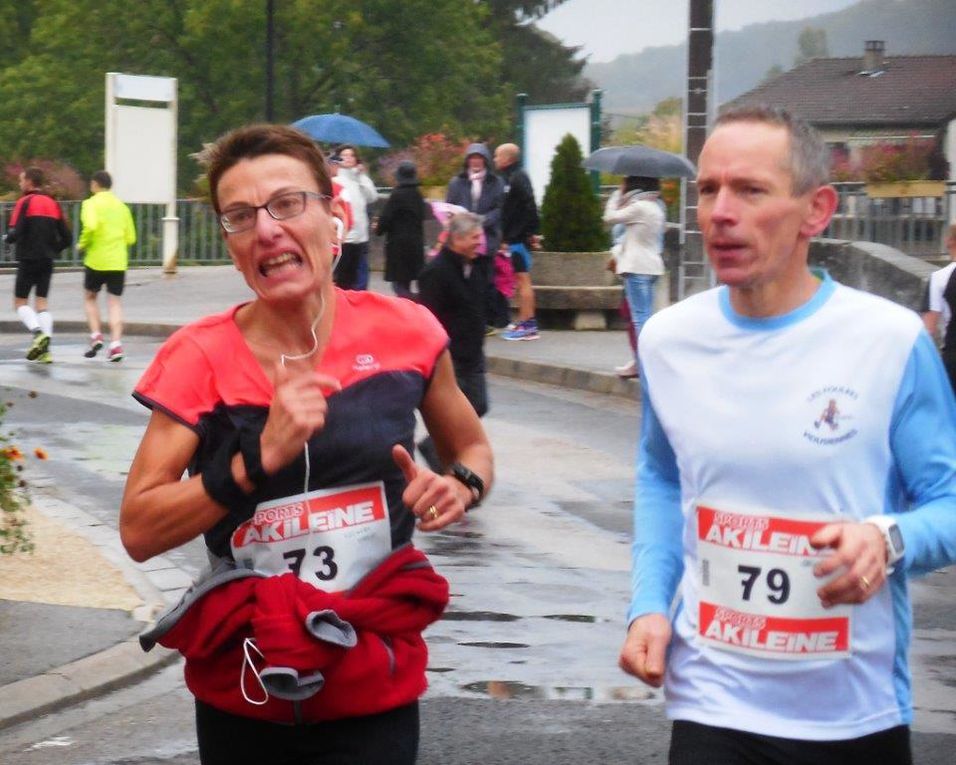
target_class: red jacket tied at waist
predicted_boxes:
[151,545,449,723]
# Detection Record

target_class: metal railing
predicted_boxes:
[3,182,953,269]
[824,182,954,260]
[1,199,230,266]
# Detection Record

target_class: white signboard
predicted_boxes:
[109,105,176,203]
[523,106,591,207]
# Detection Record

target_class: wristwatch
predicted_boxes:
[864,515,905,573]
[448,462,485,510]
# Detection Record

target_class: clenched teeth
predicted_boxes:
[260,252,302,275]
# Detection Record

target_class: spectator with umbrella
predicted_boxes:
[331,144,378,290]
[584,145,695,378]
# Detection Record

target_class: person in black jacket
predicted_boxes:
[4,166,72,363]
[374,161,431,299]
[417,212,488,470]
[494,143,541,341]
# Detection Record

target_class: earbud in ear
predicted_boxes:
[333,218,345,242]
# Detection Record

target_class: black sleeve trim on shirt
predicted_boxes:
[132,391,204,436]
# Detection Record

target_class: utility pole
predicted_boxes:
[265,0,275,121]
[680,0,714,298]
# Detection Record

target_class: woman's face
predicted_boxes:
[217,153,341,306]
[339,148,358,169]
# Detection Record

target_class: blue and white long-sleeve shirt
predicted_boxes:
[631,272,956,740]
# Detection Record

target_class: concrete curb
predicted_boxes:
[487,356,639,400]
[0,490,188,731]
[0,639,178,731]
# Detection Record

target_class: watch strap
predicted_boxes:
[448,462,484,510]
[864,514,905,570]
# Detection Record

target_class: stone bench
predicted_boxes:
[519,251,622,330]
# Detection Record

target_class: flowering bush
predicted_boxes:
[829,136,936,183]
[3,159,87,200]
[0,402,33,555]
[377,133,473,187]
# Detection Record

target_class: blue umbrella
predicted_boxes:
[290,113,390,148]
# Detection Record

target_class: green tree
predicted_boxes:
[794,27,828,67]
[0,0,509,193]
[540,134,607,252]
[481,0,592,107]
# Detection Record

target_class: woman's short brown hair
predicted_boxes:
[203,124,333,213]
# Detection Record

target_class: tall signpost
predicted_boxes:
[105,72,179,273]
[680,0,714,298]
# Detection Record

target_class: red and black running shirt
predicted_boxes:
[6,191,71,261]
[134,289,449,558]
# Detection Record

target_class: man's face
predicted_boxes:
[696,122,818,292]
[18,173,30,192]
[467,155,486,174]
[450,228,482,260]
[493,147,512,171]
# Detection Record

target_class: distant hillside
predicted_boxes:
[586,0,956,117]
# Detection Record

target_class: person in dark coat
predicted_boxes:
[417,211,488,471]
[375,161,431,299]
[445,143,508,329]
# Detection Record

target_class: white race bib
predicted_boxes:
[695,503,852,661]
[231,481,391,593]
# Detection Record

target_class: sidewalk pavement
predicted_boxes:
[0,265,640,730]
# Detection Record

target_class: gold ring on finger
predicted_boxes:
[859,575,871,591]
[426,505,439,521]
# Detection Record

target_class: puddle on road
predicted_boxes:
[442,610,521,622]
[460,680,657,703]
[457,641,530,649]
[440,611,600,624]
[542,614,598,623]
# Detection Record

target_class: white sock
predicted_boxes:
[16,305,39,333]
[37,311,53,336]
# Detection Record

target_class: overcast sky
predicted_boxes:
[537,0,862,63]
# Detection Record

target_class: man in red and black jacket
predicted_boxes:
[4,166,72,363]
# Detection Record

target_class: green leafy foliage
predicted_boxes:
[540,134,607,252]
[0,0,587,194]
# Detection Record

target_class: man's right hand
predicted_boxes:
[260,362,341,475]
[619,612,671,688]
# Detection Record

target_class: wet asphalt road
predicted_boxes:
[1,331,955,764]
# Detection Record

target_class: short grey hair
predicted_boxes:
[714,105,830,195]
[447,211,483,239]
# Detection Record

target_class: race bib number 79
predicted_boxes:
[695,503,852,661]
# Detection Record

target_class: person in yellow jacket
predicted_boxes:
[78,171,136,361]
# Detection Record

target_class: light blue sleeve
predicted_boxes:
[890,332,956,575]
[628,370,685,625]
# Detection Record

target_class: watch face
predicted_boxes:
[888,524,904,552]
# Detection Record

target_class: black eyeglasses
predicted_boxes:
[219,190,330,234]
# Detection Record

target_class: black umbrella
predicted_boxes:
[583,145,696,178]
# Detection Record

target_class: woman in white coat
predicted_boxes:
[603,176,666,377]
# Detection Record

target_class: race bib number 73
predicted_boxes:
[231,481,391,593]
[695,503,852,661]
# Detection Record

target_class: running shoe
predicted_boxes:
[108,344,125,362]
[84,333,104,359]
[485,325,499,337]
[26,331,50,361]
[501,319,540,341]
[35,351,53,364]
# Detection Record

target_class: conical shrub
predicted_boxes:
[540,134,608,252]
